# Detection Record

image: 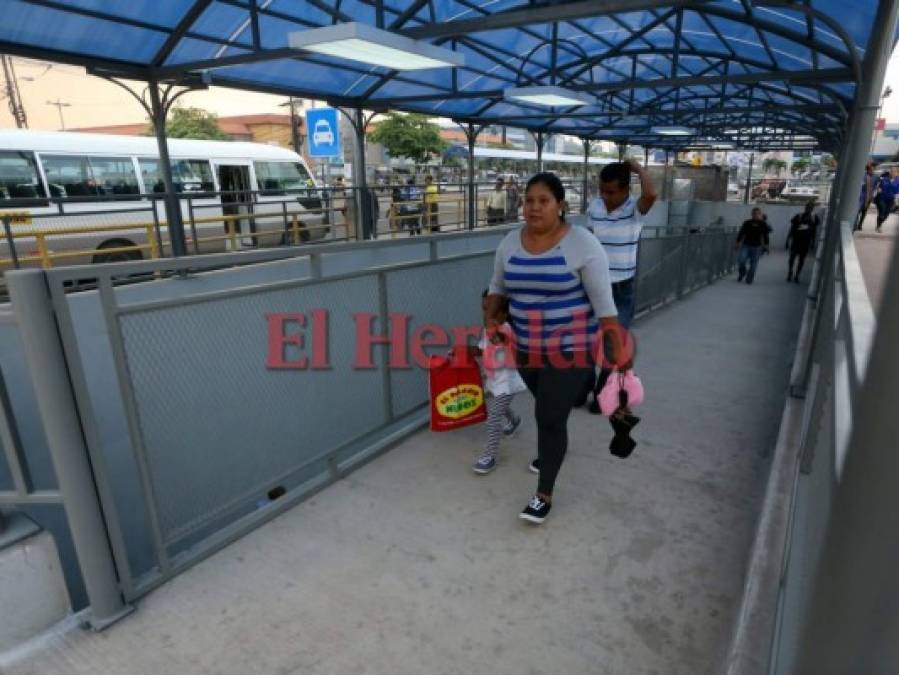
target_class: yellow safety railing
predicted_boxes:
[385,194,468,238]
[1,193,502,269]
[0,207,339,269]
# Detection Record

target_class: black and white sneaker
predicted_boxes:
[519,495,551,524]
[528,458,540,474]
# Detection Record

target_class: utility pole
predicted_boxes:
[46,98,71,130]
[280,97,304,156]
[2,55,28,128]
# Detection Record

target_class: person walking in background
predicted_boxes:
[389,182,402,233]
[736,207,770,284]
[786,202,820,283]
[401,177,422,236]
[582,159,657,411]
[485,172,627,524]
[424,175,440,233]
[505,177,521,223]
[856,161,875,231]
[486,178,507,225]
[873,167,898,232]
[586,160,657,326]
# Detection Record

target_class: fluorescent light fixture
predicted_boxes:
[289,22,465,70]
[651,125,695,136]
[504,86,593,107]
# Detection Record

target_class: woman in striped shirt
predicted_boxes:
[485,173,628,524]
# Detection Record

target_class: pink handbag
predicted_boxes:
[598,370,645,416]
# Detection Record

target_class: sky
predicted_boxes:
[4,48,899,134]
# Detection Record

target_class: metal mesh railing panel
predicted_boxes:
[117,275,384,544]
[385,255,494,417]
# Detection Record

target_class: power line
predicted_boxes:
[46,98,71,130]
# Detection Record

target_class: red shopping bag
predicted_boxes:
[428,348,487,432]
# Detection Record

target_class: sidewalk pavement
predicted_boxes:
[3,252,806,675]
[854,209,897,312]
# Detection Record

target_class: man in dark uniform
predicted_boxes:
[735,207,770,285]
[786,202,819,283]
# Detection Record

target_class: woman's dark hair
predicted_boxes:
[526,172,565,203]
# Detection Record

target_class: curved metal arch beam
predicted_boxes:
[682,118,832,138]
[669,2,861,81]
[555,46,853,103]
[374,63,851,114]
[672,100,840,124]
[577,130,829,149]
[467,103,843,129]
[749,0,862,83]
[574,116,831,141]
[403,1,858,73]
[627,81,849,123]
[572,105,839,137]
[630,84,846,114]
[619,74,848,115]
[586,77,850,133]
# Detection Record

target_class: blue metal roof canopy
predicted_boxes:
[0,1,884,152]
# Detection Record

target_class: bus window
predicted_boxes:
[89,157,140,196]
[42,155,94,197]
[139,158,215,193]
[253,161,313,195]
[42,155,140,198]
[0,151,48,206]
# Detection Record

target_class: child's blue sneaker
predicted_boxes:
[472,454,497,474]
[503,415,521,436]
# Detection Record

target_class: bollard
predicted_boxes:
[2,216,19,269]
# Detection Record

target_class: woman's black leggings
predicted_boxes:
[517,351,594,496]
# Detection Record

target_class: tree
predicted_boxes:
[762,157,788,176]
[791,158,810,176]
[145,107,230,141]
[368,112,447,163]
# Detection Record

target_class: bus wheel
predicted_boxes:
[92,239,143,265]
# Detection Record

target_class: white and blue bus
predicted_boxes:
[0,129,328,269]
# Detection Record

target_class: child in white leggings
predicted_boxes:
[472,290,526,474]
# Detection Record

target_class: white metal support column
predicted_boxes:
[581,139,591,213]
[7,270,133,630]
[536,131,545,173]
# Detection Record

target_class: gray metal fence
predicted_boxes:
[4,224,736,627]
[724,215,882,673]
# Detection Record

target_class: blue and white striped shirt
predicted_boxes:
[489,227,617,354]
[587,195,643,282]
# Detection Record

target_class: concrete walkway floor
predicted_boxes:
[854,209,897,313]
[3,252,806,675]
